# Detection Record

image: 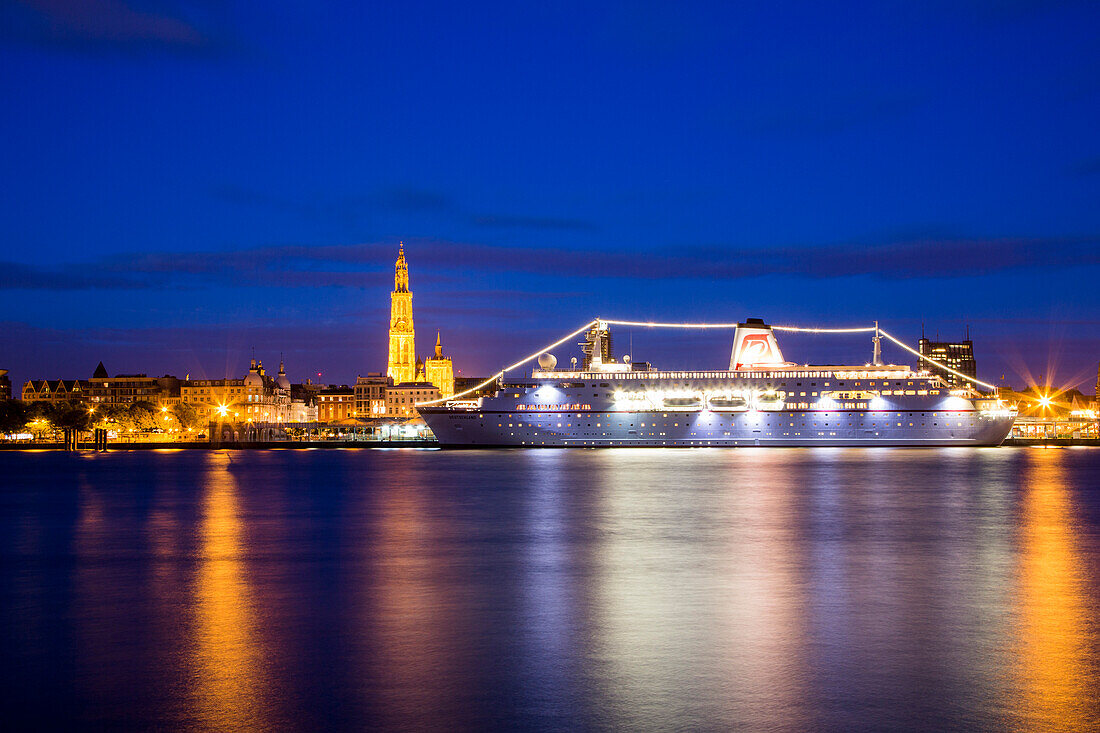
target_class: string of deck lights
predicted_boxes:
[600,318,876,333]
[416,317,996,405]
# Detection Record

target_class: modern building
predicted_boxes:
[423,332,455,399]
[387,242,417,385]
[0,369,11,401]
[86,363,180,407]
[918,329,977,388]
[384,382,440,418]
[355,373,390,417]
[453,376,496,398]
[317,386,356,422]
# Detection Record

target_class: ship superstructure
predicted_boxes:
[419,318,1016,447]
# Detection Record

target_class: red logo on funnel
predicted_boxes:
[738,334,773,366]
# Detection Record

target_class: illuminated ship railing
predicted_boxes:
[415,317,999,406]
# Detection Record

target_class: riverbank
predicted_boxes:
[3,438,1097,450]
[0,440,440,450]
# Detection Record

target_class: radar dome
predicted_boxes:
[537,353,557,370]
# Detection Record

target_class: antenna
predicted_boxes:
[872,321,883,366]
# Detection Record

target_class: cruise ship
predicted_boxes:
[419,318,1016,447]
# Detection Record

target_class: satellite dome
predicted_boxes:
[537,353,557,370]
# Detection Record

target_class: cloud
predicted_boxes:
[0,261,158,290]
[1,0,234,56]
[1,233,1096,292]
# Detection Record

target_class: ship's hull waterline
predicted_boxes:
[420,407,1016,448]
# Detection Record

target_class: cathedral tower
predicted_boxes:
[424,331,455,398]
[387,242,416,384]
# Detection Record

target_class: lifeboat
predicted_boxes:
[755,391,785,411]
[708,395,749,411]
[663,396,702,409]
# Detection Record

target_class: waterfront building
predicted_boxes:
[22,363,180,408]
[290,383,319,423]
[918,329,977,388]
[0,369,11,400]
[384,382,440,418]
[355,373,390,417]
[387,243,417,385]
[424,332,455,399]
[318,386,356,422]
[22,378,88,404]
[86,363,180,407]
[181,358,290,423]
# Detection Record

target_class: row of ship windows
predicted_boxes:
[516,388,939,400]
[537,371,917,381]
[493,412,969,421]
[497,419,969,429]
[512,427,964,444]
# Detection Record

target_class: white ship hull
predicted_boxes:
[419,319,1015,448]
[421,370,1015,448]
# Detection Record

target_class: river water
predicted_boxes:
[1,447,1098,731]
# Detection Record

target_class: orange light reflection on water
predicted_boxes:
[190,453,268,732]
[1014,448,1098,731]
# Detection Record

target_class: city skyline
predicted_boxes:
[1,1,1098,390]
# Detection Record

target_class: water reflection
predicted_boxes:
[588,450,810,730]
[2,448,1100,731]
[365,455,468,730]
[1015,449,1098,731]
[190,453,269,731]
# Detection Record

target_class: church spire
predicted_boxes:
[434,331,443,358]
[394,241,409,293]
[387,241,416,384]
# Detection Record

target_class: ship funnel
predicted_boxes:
[729,318,786,370]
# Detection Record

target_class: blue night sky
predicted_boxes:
[1,0,1098,390]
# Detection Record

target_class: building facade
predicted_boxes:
[918,333,977,388]
[0,369,11,401]
[22,378,87,404]
[86,363,180,407]
[384,382,440,418]
[22,363,181,408]
[387,243,417,385]
[355,373,390,417]
[290,383,319,423]
[318,386,356,422]
[181,359,290,423]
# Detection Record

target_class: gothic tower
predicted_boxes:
[387,242,416,384]
[424,331,455,398]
